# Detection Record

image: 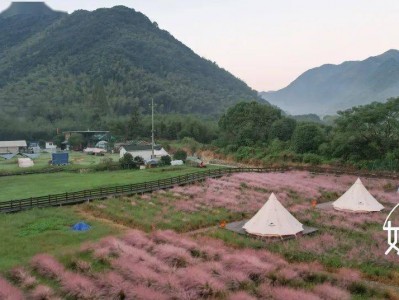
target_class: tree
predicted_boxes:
[270,117,297,141]
[291,123,325,153]
[173,149,187,161]
[68,133,84,149]
[53,134,65,148]
[331,98,399,160]
[219,101,282,147]
[133,156,145,166]
[159,155,171,166]
[119,153,138,169]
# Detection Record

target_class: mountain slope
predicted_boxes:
[260,50,399,115]
[0,4,259,133]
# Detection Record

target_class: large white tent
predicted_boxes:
[333,178,384,212]
[243,193,304,237]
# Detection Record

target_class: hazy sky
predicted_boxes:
[1,1,399,91]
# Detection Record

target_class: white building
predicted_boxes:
[119,144,169,161]
[45,142,57,153]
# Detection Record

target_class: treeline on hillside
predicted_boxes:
[0,6,259,133]
[217,98,399,170]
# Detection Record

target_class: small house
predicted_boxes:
[45,142,57,153]
[0,140,27,154]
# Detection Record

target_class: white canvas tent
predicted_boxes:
[333,178,384,212]
[243,193,304,237]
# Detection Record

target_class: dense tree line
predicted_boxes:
[217,99,399,170]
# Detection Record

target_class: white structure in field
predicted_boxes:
[119,144,169,161]
[333,178,384,212]
[0,140,27,153]
[45,142,57,153]
[18,157,34,168]
[243,193,304,237]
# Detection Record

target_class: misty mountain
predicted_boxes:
[260,50,399,115]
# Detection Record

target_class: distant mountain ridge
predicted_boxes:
[260,50,399,115]
[0,1,65,18]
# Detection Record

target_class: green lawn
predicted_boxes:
[0,165,218,202]
[0,207,120,272]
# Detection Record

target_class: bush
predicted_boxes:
[159,155,171,166]
[303,153,323,165]
[133,156,145,166]
[174,150,187,161]
[94,158,120,171]
[119,153,138,169]
[234,146,255,161]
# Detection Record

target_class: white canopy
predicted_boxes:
[333,178,384,212]
[243,193,304,237]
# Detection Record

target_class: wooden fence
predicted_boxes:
[1,166,398,213]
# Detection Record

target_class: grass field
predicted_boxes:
[0,165,217,202]
[0,207,120,272]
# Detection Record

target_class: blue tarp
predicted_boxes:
[71,222,91,231]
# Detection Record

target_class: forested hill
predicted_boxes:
[260,49,399,115]
[0,4,259,137]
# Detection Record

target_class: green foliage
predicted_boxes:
[270,117,297,141]
[68,133,84,148]
[219,101,282,147]
[291,123,325,153]
[332,98,399,161]
[133,156,145,165]
[53,134,65,148]
[119,153,138,169]
[173,149,187,161]
[159,155,171,166]
[302,153,323,165]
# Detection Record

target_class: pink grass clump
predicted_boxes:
[266,285,321,300]
[31,254,65,279]
[152,243,193,267]
[313,283,350,300]
[277,268,300,282]
[336,268,361,284]
[29,285,54,300]
[61,271,99,299]
[177,265,225,298]
[96,271,132,299]
[229,291,257,300]
[122,229,153,249]
[0,276,24,300]
[9,266,36,288]
[132,285,169,300]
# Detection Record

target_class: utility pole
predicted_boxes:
[151,98,155,159]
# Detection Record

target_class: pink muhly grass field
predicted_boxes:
[30,253,65,279]
[11,229,360,298]
[0,276,24,300]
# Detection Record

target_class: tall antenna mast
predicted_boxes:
[151,98,154,159]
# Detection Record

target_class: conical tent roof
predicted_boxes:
[333,178,384,212]
[243,193,304,237]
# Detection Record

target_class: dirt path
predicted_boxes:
[183,225,219,236]
[73,206,130,231]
